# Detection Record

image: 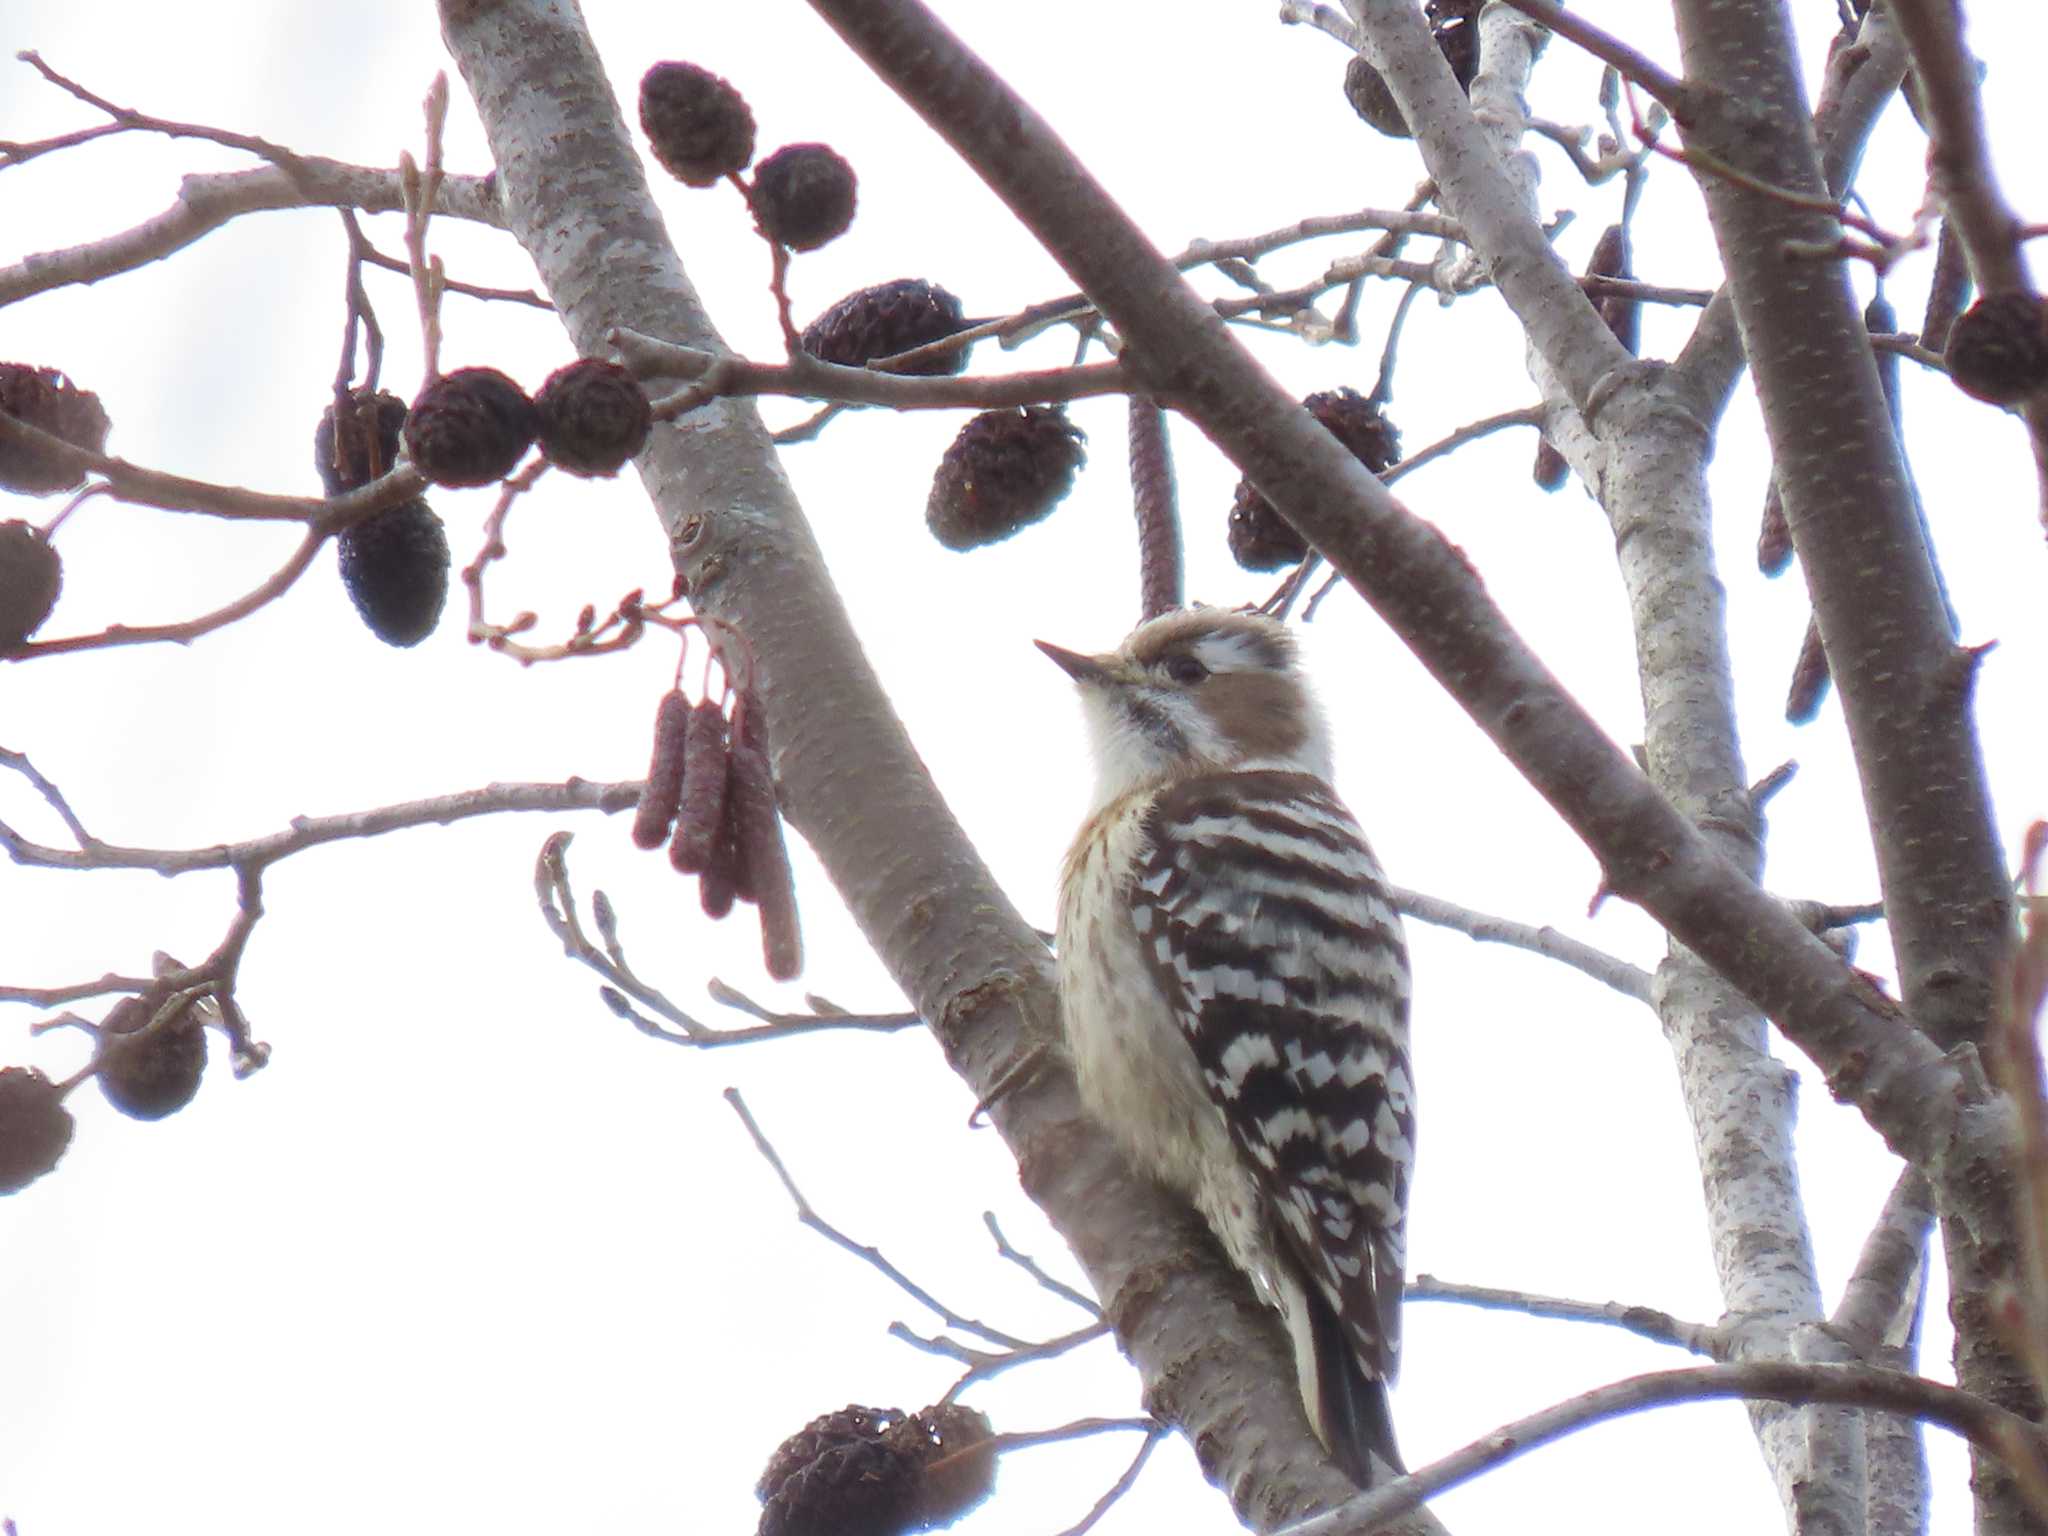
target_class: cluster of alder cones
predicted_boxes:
[636,61,1090,554]
[0,972,221,1195]
[629,676,802,982]
[0,356,652,653]
[317,357,653,647]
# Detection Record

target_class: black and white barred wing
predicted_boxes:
[1130,769,1414,1378]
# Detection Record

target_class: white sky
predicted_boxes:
[1,3,2044,1534]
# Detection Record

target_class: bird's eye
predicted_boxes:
[1164,654,1209,685]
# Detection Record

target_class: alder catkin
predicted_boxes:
[699,822,740,918]
[668,699,731,873]
[728,737,801,979]
[630,689,692,850]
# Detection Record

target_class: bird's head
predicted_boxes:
[1038,607,1333,808]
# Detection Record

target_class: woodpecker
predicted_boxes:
[1040,606,1412,1486]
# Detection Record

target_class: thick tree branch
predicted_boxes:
[1665,7,2023,1532]
[1674,2,1909,422]
[1279,1362,2048,1536]
[1667,3,2011,1053]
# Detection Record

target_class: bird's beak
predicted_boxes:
[1035,639,1114,686]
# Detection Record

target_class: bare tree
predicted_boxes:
[3,2,2046,1533]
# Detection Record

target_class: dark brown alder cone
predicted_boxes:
[95,994,208,1121]
[1944,293,2048,405]
[403,367,539,487]
[927,405,1088,550]
[799,279,970,375]
[0,520,62,650]
[315,388,407,494]
[749,143,857,252]
[338,497,451,647]
[631,689,693,849]
[534,359,652,478]
[758,1437,916,1536]
[0,1066,73,1194]
[754,1404,994,1536]
[1229,388,1398,569]
[1341,0,1482,139]
[638,62,756,187]
[0,363,111,495]
[728,737,802,980]
[669,700,732,874]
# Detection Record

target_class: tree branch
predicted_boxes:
[1279,1362,2048,1536]
[1385,883,1652,1004]
[0,159,501,307]
[1407,1274,1723,1356]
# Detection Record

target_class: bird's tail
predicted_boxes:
[1296,1272,1404,1487]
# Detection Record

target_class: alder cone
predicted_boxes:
[338,498,451,647]
[1342,0,1482,139]
[0,362,111,496]
[800,280,970,375]
[534,359,652,478]
[1228,388,1398,570]
[638,62,756,187]
[0,520,62,650]
[750,143,857,252]
[753,1403,995,1536]
[96,995,208,1121]
[757,1436,917,1536]
[0,1066,73,1194]
[1945,293,2048,405]
[404,368,538,487]
[926,406,1087,551]
[315,388,407,494]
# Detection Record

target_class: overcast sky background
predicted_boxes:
[2,3,2045,1533]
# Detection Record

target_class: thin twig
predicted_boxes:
[399,73,451,383]
[1379,405,1546,485]
[532,836,919,1050]
[0,773,640,876]
[1387,882,1654,1003]
[984,1212,1102,1316]
[1408,1273,1725,1356]
[0,410,421,525]
[724,1087,1037,1351]
[1050,1422,1169,1536]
